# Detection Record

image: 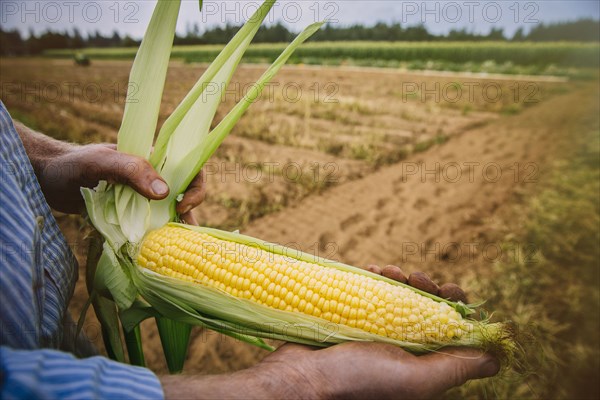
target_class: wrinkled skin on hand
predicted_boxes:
[260,342,499,400]
[37,143,206,223]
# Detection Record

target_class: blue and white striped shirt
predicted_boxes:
[0,101,164,399]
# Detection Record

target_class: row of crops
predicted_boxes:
[46,41,599,68]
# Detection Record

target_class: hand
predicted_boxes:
[40,143,206,220]
[160,343,498,400]
[14,122,206,218]
[265,342,499,399]
[364,264,468,303]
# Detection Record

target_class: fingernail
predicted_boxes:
[480,355,501,377]
[151,179,169,196]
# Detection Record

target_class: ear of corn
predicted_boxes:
[127,223,513,357]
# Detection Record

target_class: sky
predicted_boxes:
[1,0,599,39]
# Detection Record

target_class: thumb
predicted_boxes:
[417,348,500,395]
[88,148,170,200]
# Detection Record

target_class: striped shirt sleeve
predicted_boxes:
[0,102,165,399]
[0,347,164,400]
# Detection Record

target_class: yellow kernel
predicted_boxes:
[316,297,325,310]
[291,295,300,308]
[298,299,307,311]
[242,278,251,290]
[341,306,350,319]
[272,297,281,309]
[346,308,356,321]
[319,285,328,296]
[332,288,341,300]
[269,270,278,281]
[286,279,296,291]
[285,291,294,305]
[305,303,314,315]
[299,286,307,298]
[311,292,320,305]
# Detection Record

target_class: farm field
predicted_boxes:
[2,58,562,230]
[1,57,598,398]
[45,41,600,76]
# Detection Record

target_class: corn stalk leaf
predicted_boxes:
[124,325,146,367]
[94,296,126,362]
[155,318,191,374]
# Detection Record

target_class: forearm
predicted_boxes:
[13,120,75,180]
[160,362,315,400]
[160,370,272,400]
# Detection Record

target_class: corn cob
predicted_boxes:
[138,225,477,344]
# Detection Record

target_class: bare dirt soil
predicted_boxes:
[1,58,591,375]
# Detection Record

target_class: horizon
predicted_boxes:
[2,1,599,40]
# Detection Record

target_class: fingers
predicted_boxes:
[407,271,440,296]
[417,348,500,394]
[180,211,199,226]
[362,264,467,302]
[176,170,207,215]
[438,283,468,303]
[381,265,408,283]
[364,264,382,274]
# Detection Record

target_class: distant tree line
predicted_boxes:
[1,18,598,56]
